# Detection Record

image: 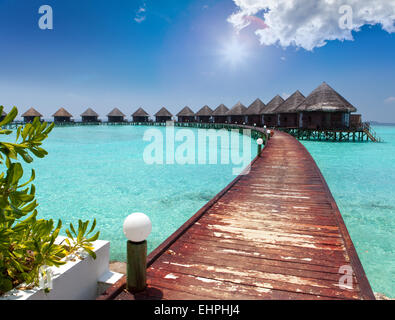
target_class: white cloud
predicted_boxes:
[134,16,146,23]
[134,2,147,23]
[228,0,395,51]
[385,97,395,103]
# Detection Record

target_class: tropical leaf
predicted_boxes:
[0,107,99,293]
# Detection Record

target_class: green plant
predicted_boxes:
[0,106,99,295]
[64,219,100,259]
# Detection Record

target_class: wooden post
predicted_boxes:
[257,144,262,156]
[126,240,147,293]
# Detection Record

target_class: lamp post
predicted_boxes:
[123,212,152,293]
[257,137,264,156]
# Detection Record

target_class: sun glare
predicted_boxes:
[218,38,249,68]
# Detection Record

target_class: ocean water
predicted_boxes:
[301,126,395,298]
[5,124,393,297]
[13,125,257,262]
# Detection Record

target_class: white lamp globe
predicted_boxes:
[123,213,152,242]
[257,138,264,146]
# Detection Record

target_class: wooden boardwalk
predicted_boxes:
[100,130,374,300]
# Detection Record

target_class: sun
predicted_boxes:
[218,37,250,68]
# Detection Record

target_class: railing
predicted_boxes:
[1,120,270,145]
[2,119,381,142]
[362,122,383,142]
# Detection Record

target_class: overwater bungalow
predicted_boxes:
[21,108,43,123]
[155,107,173,122]
[296,82,357,129]
[246,98,265,126]
[226,102,247,124]
[81,108,100,122]
[53,108,73,122]
[1,110,6,122]
[107,108,126,123]
[196,105,213,123]
[262,95,284,127]
[276,91,305,128]
[176,106,195,123]
[212,104,229,123]
[132,108,150,122]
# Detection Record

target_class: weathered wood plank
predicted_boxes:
[174,234,350,267]
[166,240,346,274]
[151,260,360,300]
[102,130,374,300]
[154,249,353,285]
[147,268,336,300]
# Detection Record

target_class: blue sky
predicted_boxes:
[0,0,394,122]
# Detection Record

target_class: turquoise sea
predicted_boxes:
[301,125,395,298]
[18,125,256,261]
[6,124,394,297]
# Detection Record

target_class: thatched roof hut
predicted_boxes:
[263,95,285,114]
[262,95,284,127]
[246,98,265,115]
[296,82,357,113]
[81,108,99,117]
[133,108,149,117]
[132,108,150,122]
[53,108,72,118]
[177,106,195,117]
[276,91,305,113]
[226,102,247,124]
[22,108,43,118]
[107,108,126,122]
[52,108,73,122]
[155,107,172,117]
[227,102,247,116]
[196,105,213,116]
[196,105,213,123]
[276,91,305,128]
[22,108,43,122]
[107,108,126,117]
[212,104,229,123]
[212,104,229,116]
[81,108,99,122]
[246,99,265,126]
[155,107,173,122]
[297,82,357,129]
[177,106,195,122]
